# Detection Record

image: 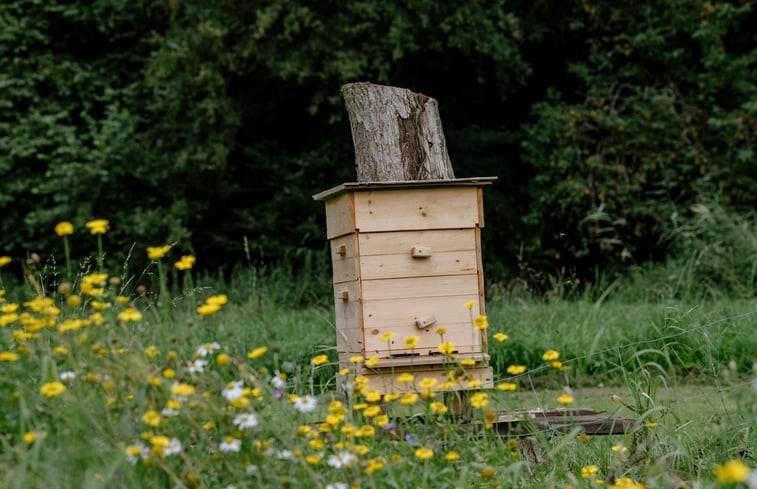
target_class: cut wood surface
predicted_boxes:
[342,82,455,182]
[353,188,480,232]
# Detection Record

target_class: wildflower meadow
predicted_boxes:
[0,220,755,489]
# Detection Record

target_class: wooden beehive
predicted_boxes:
[313,177,496,393]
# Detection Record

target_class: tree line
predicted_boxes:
[1,0,754,289]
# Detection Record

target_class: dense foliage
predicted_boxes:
[1,0,754,292]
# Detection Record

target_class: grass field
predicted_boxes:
[0,245,755,488]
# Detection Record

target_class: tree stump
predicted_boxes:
[341,82,455,182]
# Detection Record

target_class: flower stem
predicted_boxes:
[63,235,72,280]
[157,260,170,332]
[96,235,104,273]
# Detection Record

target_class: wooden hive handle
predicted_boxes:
[415,315,436,329]
[411,245,432,258]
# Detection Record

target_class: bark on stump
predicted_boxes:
[341,82,455,182]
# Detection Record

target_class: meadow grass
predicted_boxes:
[0,233,755,489]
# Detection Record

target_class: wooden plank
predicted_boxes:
[336,327,362,355]
[312,177,498,201]
[360,250,478,280]
[333,281,363,354]
[325,193,355,239]
[359,365,493,394]
[358,229,476,256]
[330,234,359,284]
[371,353,489,369]
[361,274,479,301]
[353,188,479,232]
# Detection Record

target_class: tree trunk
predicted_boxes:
[341,82,455,182]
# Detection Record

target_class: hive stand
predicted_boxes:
[313,178,496,394]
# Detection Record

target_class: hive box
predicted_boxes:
[313,178,496,393]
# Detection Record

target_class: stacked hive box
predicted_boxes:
[313,178,495,393]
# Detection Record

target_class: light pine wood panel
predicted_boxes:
[353,188,480,232]
[360,250,478,280]
[325,193,355,239]
[330,234,359,284]
[358,366,494,394]
[358,229,476,256]
[360,274,479,301]
[333,281,363,354]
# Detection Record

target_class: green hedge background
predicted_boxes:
[1,0,754,292]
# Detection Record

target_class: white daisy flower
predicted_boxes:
[276,449,293,460]
[327,451,355,469]
[222,380,245,401]
[59,371,77,382]
[271,373,287,389]
[186,359,208,373]
[232,413,259,429]
[163,438,183,456]
[219,436,241,453]
[195,342,221,357]
[293,395,318,413]
[161,407,179,417]
[325,484,348,489]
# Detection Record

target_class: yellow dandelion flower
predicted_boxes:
[418,378,437,389]
[581,465,599,478]
[493,332,508,342]
[506,365,526,375]
[0,256,12,268]
[400,392,419,405]
[196,303,221,317]
[482,467,495,478]
[170,383,195,397]
[306,454,321,464]
[142,410,162,427]
[364,355,379,367]
[557,394,574,405]
[144,345,160,357]
[383,393,399,403]
[349,355,364,363]
[403,335,419,349]
[365,390,381,402]
[445,451,461,462]
[467,380,483,388]
[85,219,109,235]
[24,431,41,444]
[414,447,434,460]
[162,368,175,379]
[247,346,267,359]
[216,353,231,365]
[311,354,329,366]
[54,221,74,236]
[396,373,414,383]
[66,295,82,308]
[460,359,476,366]
[206,294,228,306]
[174,255,196,270]
[0,352,20,362]
[715,460,749,483]
[40,382,66,398]
[147,245,171,260]
[435,327,447,335]
[463,300,476,309]
[430,402,448,414]
[438,342,456,356]
[363,406,381,417]
[118,308,142,322]
[379,332,396,342]
[470,392,489,409]
[496,382,517,391]
[473,315,489,330]
[542,349,560,361]
[375,415,390,427]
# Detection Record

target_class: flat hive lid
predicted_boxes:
[312,177,497,201]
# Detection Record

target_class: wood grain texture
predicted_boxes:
[342,83,455,182]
